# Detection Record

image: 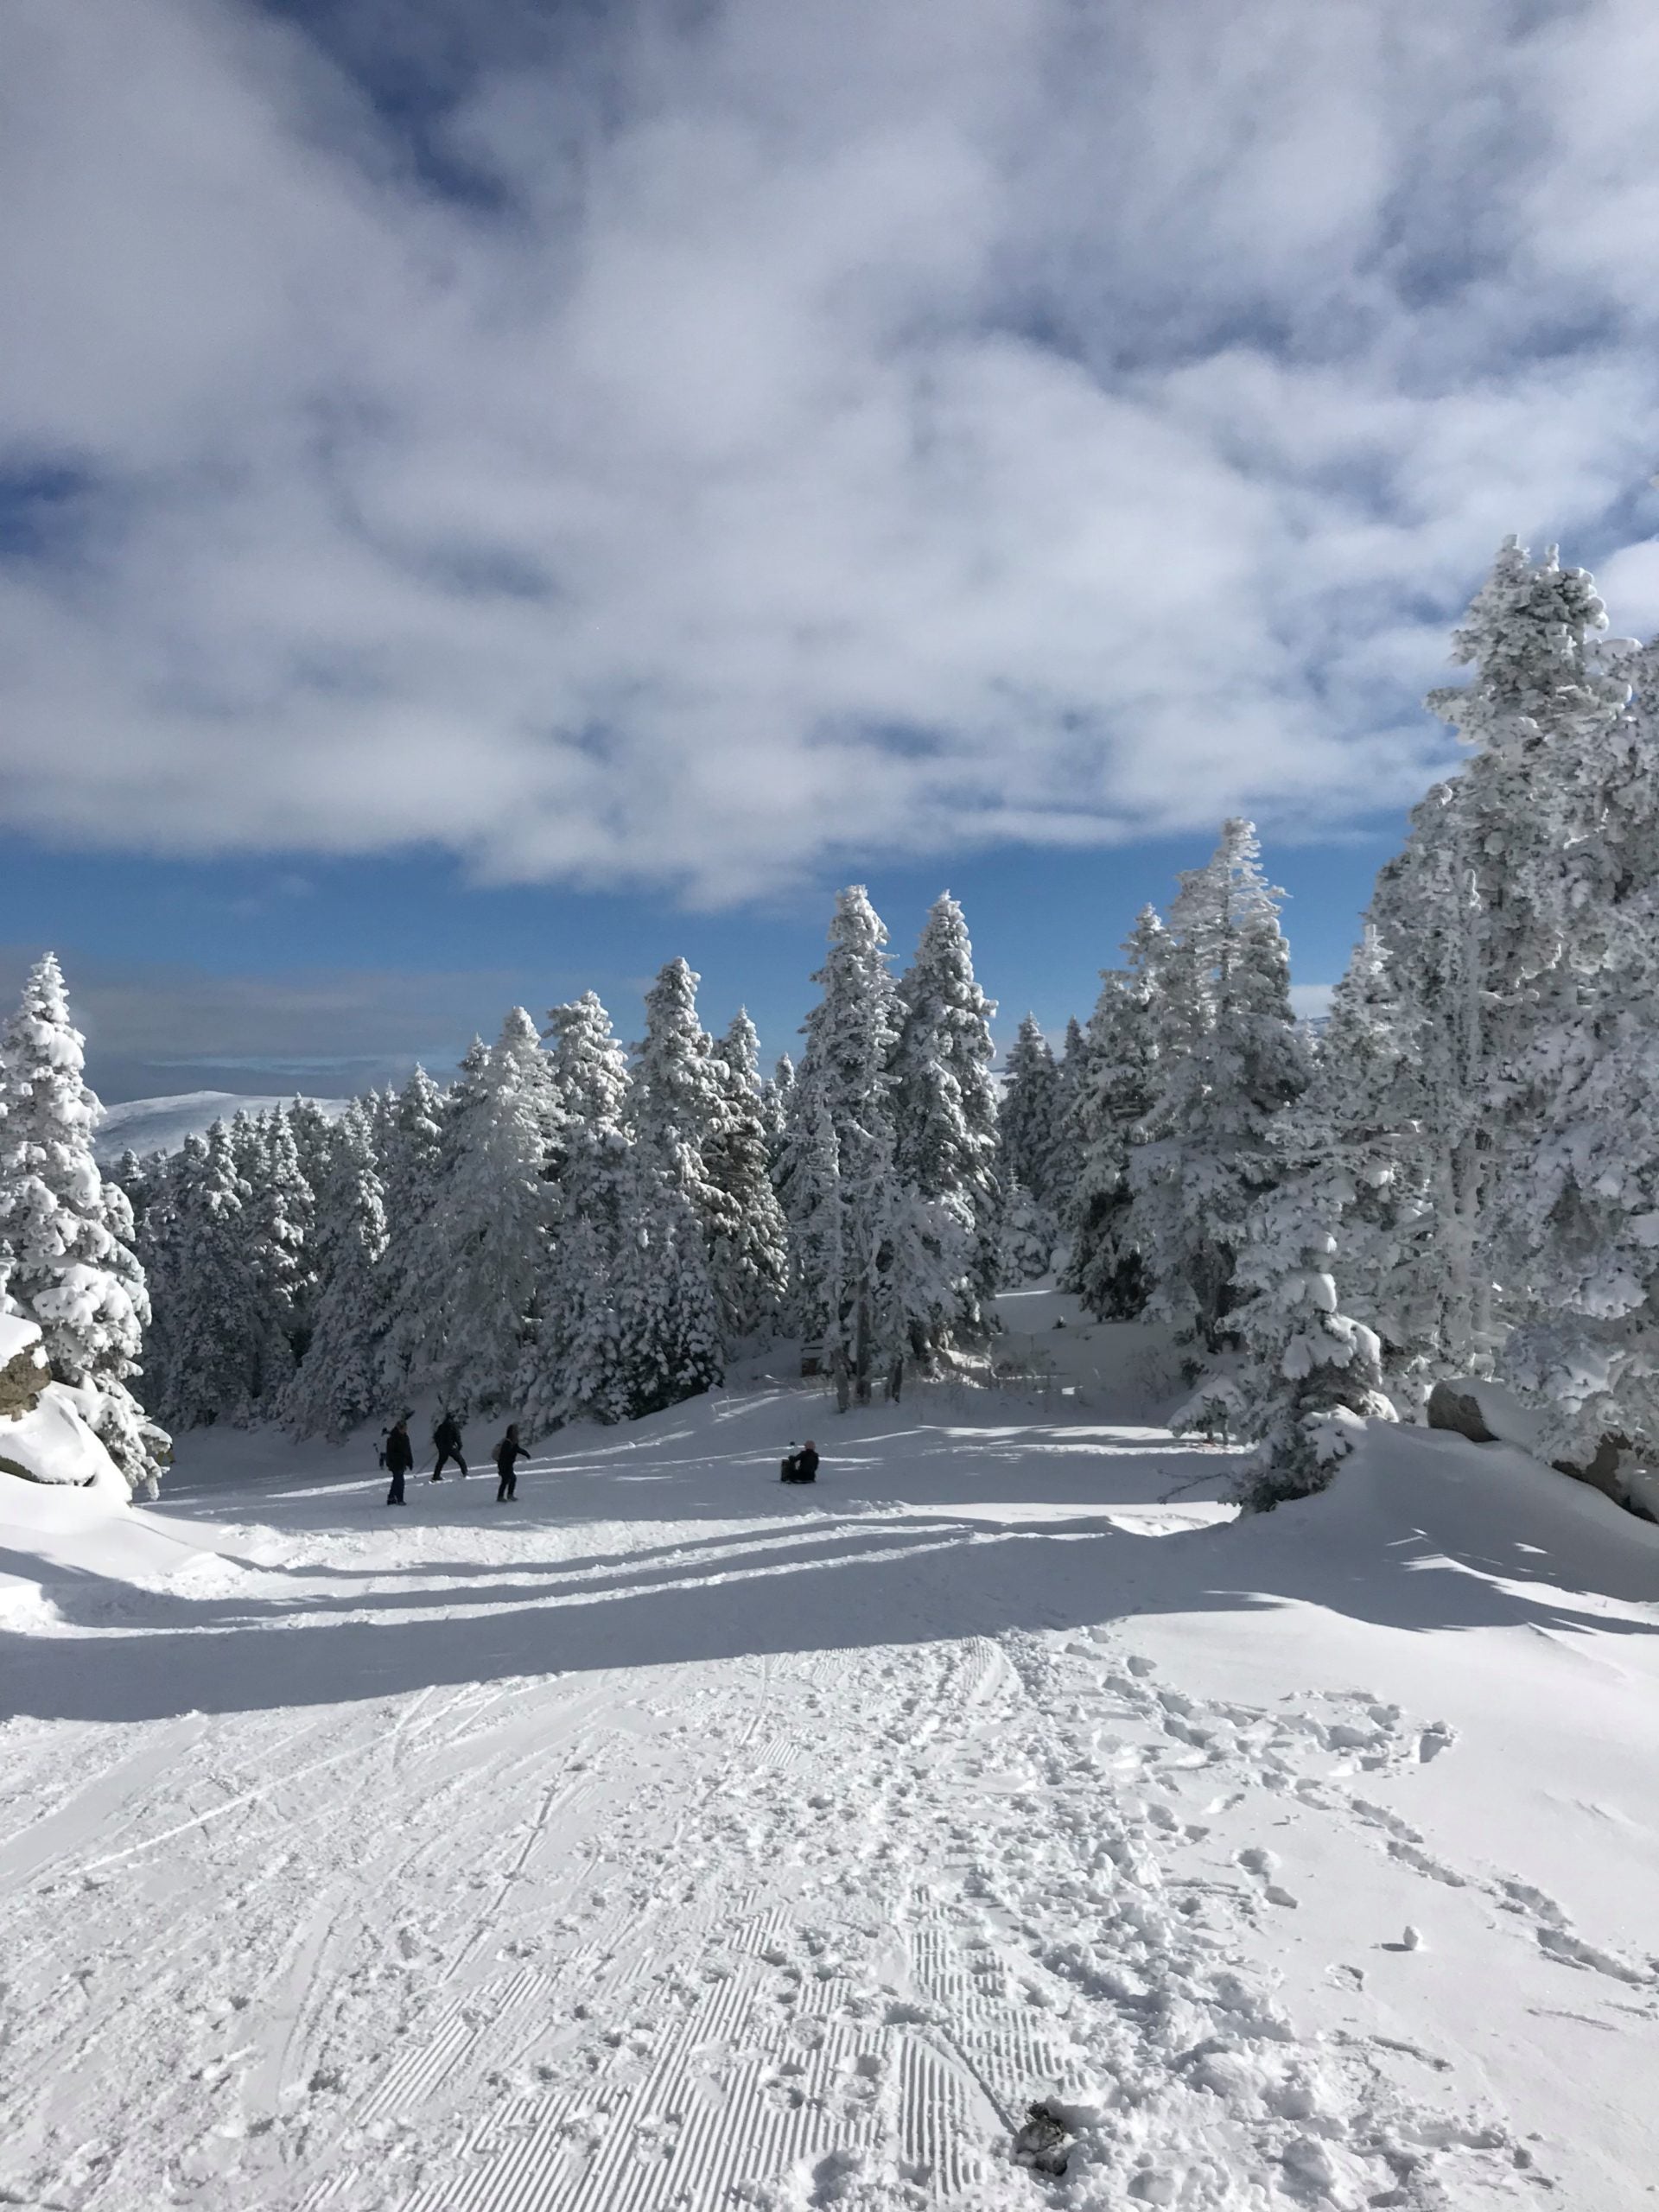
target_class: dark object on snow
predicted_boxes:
[432,1413,467,1479]
[494,1424,528,1501]
[1012,2101,1070,2177]
[385,1416,413,1503]
[1425,1381,1497,1445]
[782,1441,820,1484]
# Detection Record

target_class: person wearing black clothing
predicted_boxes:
[432,1414,467,1481]
[781,1440,820,1483]
[385,1416,413,1505]
[494,1423,528,1501]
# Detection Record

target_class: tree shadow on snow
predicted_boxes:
[4,1442,1656,1727]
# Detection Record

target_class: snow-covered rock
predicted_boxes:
[1427,1376,1547,1455]
[0,1310,50,1417]
[1,1316,130,1496]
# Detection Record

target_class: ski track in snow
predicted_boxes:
[3,1380,1656,2210]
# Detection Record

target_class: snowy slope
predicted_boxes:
[2,1320,1656,2209]
[93,1090,351,1166]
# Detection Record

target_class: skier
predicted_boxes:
[385,1416,413,1505]
[432,1412,467,1481]
[493,1423,528,1502]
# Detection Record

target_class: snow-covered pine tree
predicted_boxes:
[524,992,634,1431]
[378,1066,447,1395]
[997,1016,1059,1205]
[790,887,906,1406]
[1130,823,1309,1353]
[703,1010,788,1346]
[1370,537,1630,1374]
[1490,624,1659,1470]
[421,1012,557,1417]
[0,953,168,1491]
[397,1037,488,1401]
[1234,943,1413,1502]
[143,1123,263,1433]
[111,1147,160,1229]
[1287,927,1441,1405]
[1046,1015,1090,1206]
[890,893,1001,1354]
[286,1097,338,1204]
[281,1103,389,1439]
[609,1145,725,1418]
[760,1052,794,1163]
[996,1181,1056,1288]
[632,959,726,1216]
[775,1078,840,1363]
[226,1109,297,1414]
[1233,1164,1397,1510]
[1063,907,1166,1319]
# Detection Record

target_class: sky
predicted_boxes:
[6,0,1659,1100]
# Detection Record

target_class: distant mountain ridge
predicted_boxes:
[94,1090,352,1166]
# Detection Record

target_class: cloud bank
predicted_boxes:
[5,0,1659,904]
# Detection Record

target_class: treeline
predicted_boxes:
[1000,537,1659,1511]
[7,534,1657,1513]
[116,890,1001,1441]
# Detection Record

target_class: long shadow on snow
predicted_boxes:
[5,1484,1656,1726]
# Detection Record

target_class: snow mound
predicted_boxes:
[1,1384,130,1499]
[93,1090,350,1165]
[1,1306,128,1497]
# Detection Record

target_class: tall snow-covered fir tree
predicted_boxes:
[1367,537,1630,1374]
[1288,927,1441,1402]
[760,1052,793,1163]
[632,960,727,1220]
[399,1037,490,1402]
[890,893,1001,1354]
[702,1010,788,1346]
[378,1066,447,1395]
[997,1017,1060,1198]
[143,1124,264,1433]
[788,887,906,1406]
[0,953,168,1491]
[1063,908,1166,1320]
[1046,1014,1090,1203]
[524,992,635,1432]
[1486,624,1659,1467]
[1130,823,1309,1353]
[1231,934,1412,1505]
[608,1144,725,1419]
[421,1012,557,1417]
[996,1015,1061,1291]
[281,1103,389,1440]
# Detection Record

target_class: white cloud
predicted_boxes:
[5,0,1659,904]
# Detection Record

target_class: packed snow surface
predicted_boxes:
[3,1304,1657,2210]
[93,1091,351,1165]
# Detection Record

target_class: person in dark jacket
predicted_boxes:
[493,1423,528,1501]
[795,1440,819,1483]
[432,1413,467,1481]
[385,1416,414,1505]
